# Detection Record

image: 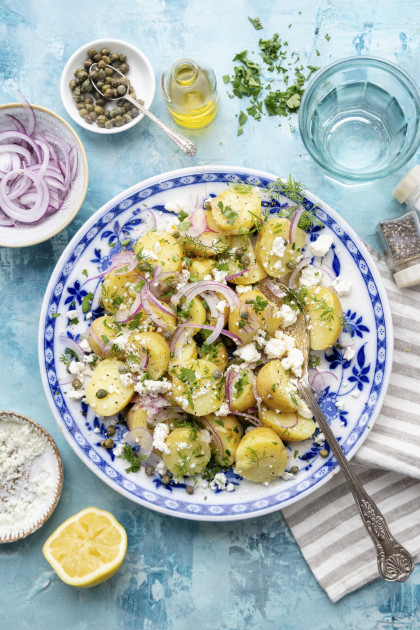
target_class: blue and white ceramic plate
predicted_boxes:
[38,166,393,521]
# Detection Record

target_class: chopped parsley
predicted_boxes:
[120,443,143,473]
[248,16,263,30]
[82,292,94,314]
[217,200,238,226]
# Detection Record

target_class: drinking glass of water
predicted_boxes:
[298,57,420,182]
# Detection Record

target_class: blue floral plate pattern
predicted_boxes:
[38,166,393,521]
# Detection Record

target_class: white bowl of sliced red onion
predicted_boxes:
[0,102,88,247]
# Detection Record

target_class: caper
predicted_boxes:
[104,120,114,129]
[97,68,106,81]
[104,88,114,99]
[105,67,114,77]
[96,115,107,128]
[213,368,223,379]
[161,474,171,486]
[101,48,110,56]
[123,102,132,112]
[96,388,108,399]
[111,52,119,62]
[120,63,129,74]
[97,60,107,70]
[240,254,251,267]
[90,70,99,81]
[109,108,118,118]
[102,55,111,64]
[120,77,129,86]
[81,79,91,92]
[131,108,140,118]
[145,465,155,476]
[117,84,127,96]
[84,59,93,70]
[79,108,88,118]
[85,104,93,113]
[78,70,88,82]
[290,466,299,474]
[71,378,82,390]
[224,336,234,347]
[114,115,125,127]
[97,81,105,91]
[95,97,106,106]
[107,425,116,436]
[74,68,84,77]
[93,53,102,62]
[204,200,212,210]
[319,448,329,458]
[69,79,78,90]
[87,48,97,58]
[122,113,132,124]
[186,485,194,495]
[94,105,104,115]
[76,102,86,111]
[118,364,129,374]
[104,77,112,85]
[100,438,114,449]
[85,97,93,105]
[119,53,127,63]
[240,311,249,320]
[235,248,244,259]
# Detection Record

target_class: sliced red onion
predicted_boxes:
[231,411,262,426]
[264,279,286,298]
[311,370,339,394]
[115,292,143,324]
[312,261,336,281]
[171,281,240,310]
[288,205,305,244]
[200,417,225,453]
[225,368,236,407]
[88,327,111,357]
[225,265,256,281]
[169,322,193,359]
[288,257,311,288]
[145,289,175,317]
[143,208,157,230]
[140,285,170,330]
[183,322,242,344]
[59,335,84,361]
[186,206,207,237]
[125,427,154,457]
[277,412,299,429]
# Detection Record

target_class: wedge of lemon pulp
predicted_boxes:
[42,507,127,588]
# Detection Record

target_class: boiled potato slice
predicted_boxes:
[210,186,262,234]
[228,368,256,412]
[235,427,288,482]
[177,296,206,334]
[133,231,183,273]
[126,331,170,379]
[228,289,282,344]
[182,230,231,257]
[85,359,134,416]
[255,217,306,279]
[205,208,224,232]
[198,341,228,372]
[223,235,267,285]
[168,359,224,416]
[189,257,215,281]
[259,405,316,441]
[101,270,143,314]
[304,286,343,350]
[144,296,177,333]
[203,414,243,466]
[163,427,211,477]
[88,316,118,357]
[256,360,299,412]
[169,337,198,369]
[126,407,149,431]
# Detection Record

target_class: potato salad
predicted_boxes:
[77,183,345,490]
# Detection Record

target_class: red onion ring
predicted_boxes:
[288,257,312,288]
[311,370,339,394]
[171,281,240,310]
[140,285,170,330]
[125,427,154,457]
[169,322,193,359]
[225,265,257,281]
[183,322,242,344]
[288,205,305,244]
[200,417,225,453]
[231,411,262,426]
[186,206,207,237]
[115,292,143,324]
[312,261,336,281]
[59,335,84,361]
[88,327,111,357]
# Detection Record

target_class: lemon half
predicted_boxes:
[42,507,127,588]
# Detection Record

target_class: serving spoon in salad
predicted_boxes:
[259,278,414,582]
[88,63,197,157]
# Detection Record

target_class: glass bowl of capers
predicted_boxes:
[60,39,156,134]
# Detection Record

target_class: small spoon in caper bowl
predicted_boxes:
[88,62,197,156]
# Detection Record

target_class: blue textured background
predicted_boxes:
[1,1,420,628]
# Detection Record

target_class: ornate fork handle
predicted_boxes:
[125,94,197,157]
[297,377,414,582]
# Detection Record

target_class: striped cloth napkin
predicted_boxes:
[282,245,420,602]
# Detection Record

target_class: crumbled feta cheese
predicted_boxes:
[209,472,228,491]
[277,304,297,328]
[153,423,170,454]
[134,378,172,397]
[336,400,344,410]
[85,312,92,320]
[298,401,313,419]
[330,276,352,296]
[120,372,134,387]
[226,483,235,492]
[200,430,211,444]
[212,268,228,284]
[299,265,322,287]
[164,201,184,214]
[67,388,86,400]
[271,236,287,259]
[351,389,360,398]
[281,348,304,377]
[236,285,253,294]
[155,459,167,476]
[216,300,227,313]
[214,402,230,417]
[113,443,124,457]
[309,234,333,258]
[314,432,326,445]
[274,330,296,352]
[68,360,93,378]
[67,309,78,319]
[343,346,356,361]
[265,337,287,360]
[280,471,295,481]
[234,342,261,363]
[142,249,158,261]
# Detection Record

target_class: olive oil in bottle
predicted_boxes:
[160,58,218,129]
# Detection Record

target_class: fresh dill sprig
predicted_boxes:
[120,443,143,473]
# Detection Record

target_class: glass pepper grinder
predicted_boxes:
[376,166,420,288]
[160,57,218,129]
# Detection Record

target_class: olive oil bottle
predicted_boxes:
[160,58,218,129]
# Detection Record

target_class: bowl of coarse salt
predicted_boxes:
[0,411,63,543]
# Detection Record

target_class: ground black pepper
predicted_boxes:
[379,211,420,263]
